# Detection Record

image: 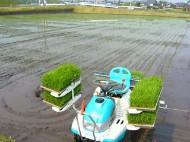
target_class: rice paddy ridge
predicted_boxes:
[0,21,93,82]
[93,28,143,67]
[115,29,155,67]
[95,27,155,71]
[157,28,186,77]
[129,36,163,70]
[132,20,172,71]
[0,20,89,46]
[107,23,156,70]
[142,20,188,76]
[0,18,185,87]
[128,24,168,71]
[156,21,189,78]
[144,29,177,73]
[0,19,186,86]
[155,24,183,75]
[126,19,168,65]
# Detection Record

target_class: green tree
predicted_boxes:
[46,0,61,3]
[159,5,163,9]
[135,2,141,7]
[182,6,186,11]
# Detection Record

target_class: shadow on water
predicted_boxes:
[155,123,175,142]
[126,128,156,142]
[126,124,175,142]
[126,108,175,142]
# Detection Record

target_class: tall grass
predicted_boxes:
[0,6,74,15]
[73,6,190,18]
[130,76,162,108]
[0,6,190,18]
[43,84,81,107]
[41,64,81,92]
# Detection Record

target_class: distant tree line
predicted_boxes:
[0,0,63,6]
[46,0,61,3]
[0,0,19,7]
[19,0,36,4]
[19,0,61,4]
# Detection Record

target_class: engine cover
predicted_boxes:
[84,96,115,124]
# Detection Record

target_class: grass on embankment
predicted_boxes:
[74,6,190,18]
[0,6,74,15]
[0,6,190,18]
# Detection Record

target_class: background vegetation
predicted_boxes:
[19,0,61,4]
[0,0,19,7]
[73,6,190,18]
[0,6,190,18]
[0,6,74,14]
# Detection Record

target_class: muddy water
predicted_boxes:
[155,24,190,142]
[0,14,190,142]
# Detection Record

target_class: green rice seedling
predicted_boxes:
[41,64,81,92]
[43,84,81,107]
[131,70,144,80]
[0,135,15,142]
[130,76,162,108]
[128,107,158,125]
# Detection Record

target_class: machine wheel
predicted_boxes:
[74,134,83,142]
[119,131,127,142]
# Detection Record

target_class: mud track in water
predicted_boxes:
[0,15,190,142]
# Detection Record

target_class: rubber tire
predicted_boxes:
[74,134,83,142]
[120,132,127,142]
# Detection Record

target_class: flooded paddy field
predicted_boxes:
[0,13,190,142]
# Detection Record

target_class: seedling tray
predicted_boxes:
[43,84,81,107]
[41,78,81,97]
[130,76,163,109]
[128,94,161,112]
[41,64,81,92]
[127,107,159,127]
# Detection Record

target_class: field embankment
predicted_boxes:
[0,6,190,18]
[0,6,74,15]
[74,6,190,18]
[0,12,190,142]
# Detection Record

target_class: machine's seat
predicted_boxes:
[106,67,131,95]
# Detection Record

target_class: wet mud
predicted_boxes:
[155,23,190,142]
[0,15,190,142]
